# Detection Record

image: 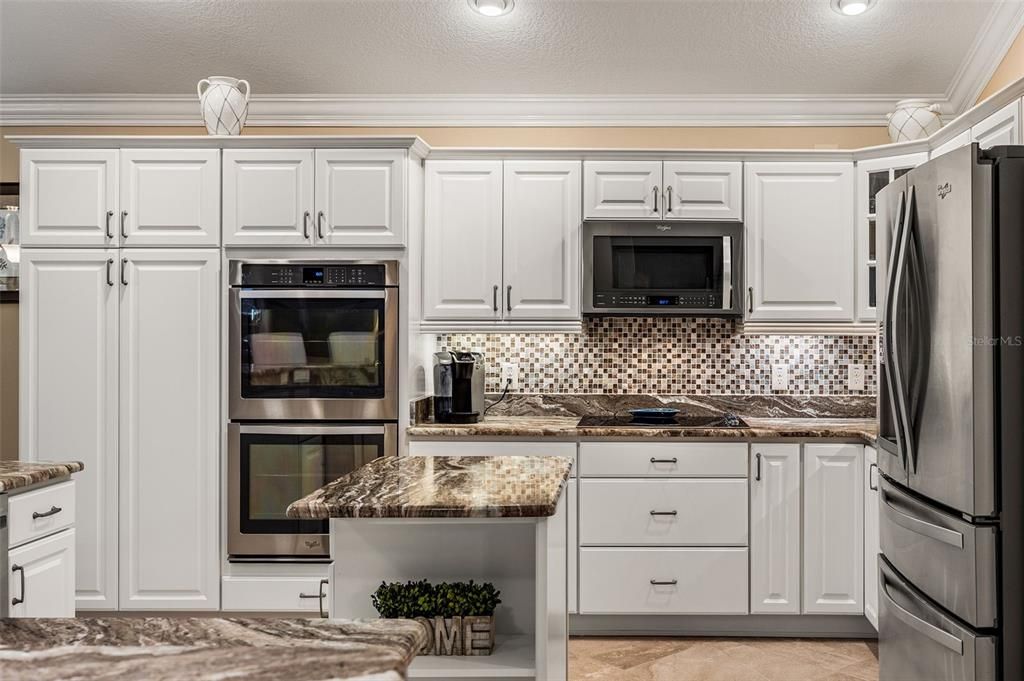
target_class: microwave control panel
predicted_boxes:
[239,263,387,287]
[593,292,721,309]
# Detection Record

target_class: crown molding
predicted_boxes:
[944,0,1024,115]
[0,92,930,128]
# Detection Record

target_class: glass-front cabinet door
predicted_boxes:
[228,424,396,558]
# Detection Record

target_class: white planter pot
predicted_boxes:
[197,76,250,136]
[886,100,942,143]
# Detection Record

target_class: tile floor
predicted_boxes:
[569,637,879,681]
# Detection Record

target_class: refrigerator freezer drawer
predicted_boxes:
[879,475,998,628]
[879,557,996,681]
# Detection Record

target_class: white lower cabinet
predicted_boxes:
[803,444,864,614]
[8,528,77,617]
[222,570,332,616]
[864,446,880,630]
[749,444,801,614]
[579,547,748,614]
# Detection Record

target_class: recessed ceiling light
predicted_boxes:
[831,0,875,16]
[469,0,514,17]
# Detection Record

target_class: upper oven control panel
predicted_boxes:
[593,292,721,309]
[238,263,388,287]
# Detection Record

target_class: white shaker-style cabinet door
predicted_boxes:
[583,161,662,220]
[20,249,119,610]
[663,161,743,221]
[315,149,406,246]
[803,444,864,614]
[118,249,220,610]
[503,160,581,320]
[21,149,118,247]
[749,444,801,614]
[120,149,221,246]
[223,149,315,246]
[8,529,77,617]
[422,160,503,320]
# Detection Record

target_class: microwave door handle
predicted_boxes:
[720,236,732,311]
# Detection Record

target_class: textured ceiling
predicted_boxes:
[0,0,1002,97]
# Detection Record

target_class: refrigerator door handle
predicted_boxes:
[881,568,965,655]
[890,185,917,473]
[882,190,908,469]
[880,484,965,549]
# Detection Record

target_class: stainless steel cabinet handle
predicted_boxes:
[881,485,964,548]
[650,579,677,586]
[106,258,114,287]
[492,285,498,313]
[868,463,878,491]
[32,505,62,520]
[317,211,325,240]
[105,210,114,239]
[300,579,329,618]
[120,210,128,239]
[303,211,311,239]
[754,452,762,481]
[121,258,128,286]
[650,457,678,464]
[748,287,753,314]
[506,285,512,312]
[665,185,673,214]
[649,510,678,516]
[881,572,964,654]
[652,185,659,213]
[11,564,24,606]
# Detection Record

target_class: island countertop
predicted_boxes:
[0,460,84,492]
[0,617,426,681]
[287,455,573,520]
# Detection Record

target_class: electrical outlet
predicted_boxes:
[848,364,865,391]
[500,362,519,390]
[771,363,789,392]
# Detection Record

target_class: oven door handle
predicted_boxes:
[721,235,733,311]
[236,424,391,436]
[237,289,387,300]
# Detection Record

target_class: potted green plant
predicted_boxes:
[371,579,501,656]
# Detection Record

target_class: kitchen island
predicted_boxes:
[0,617,426,681]
[287,455,574,681]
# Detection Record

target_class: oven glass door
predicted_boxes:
[594,236,723,293]
[231,289,398,420]
[229,424,396,558]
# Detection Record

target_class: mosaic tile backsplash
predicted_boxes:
[437,317,877,396]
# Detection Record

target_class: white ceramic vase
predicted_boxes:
[886,99,942,143]
[197,76,251,136]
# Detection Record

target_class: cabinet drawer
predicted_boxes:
[222,575,331,614]
[579,547,748,614]
[8,480,75,548]
[580,479,747,545]
[578,442,747,477]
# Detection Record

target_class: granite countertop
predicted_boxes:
[0,617,426,681]
[0,460,84,493]
[287,455,573,520]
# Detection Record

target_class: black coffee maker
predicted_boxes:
[433,351,486,423]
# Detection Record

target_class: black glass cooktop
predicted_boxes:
[576,413,749,428]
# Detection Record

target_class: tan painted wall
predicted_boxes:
[978,27,1024,102]
[0,125,891,182]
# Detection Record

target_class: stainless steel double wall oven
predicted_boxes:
[227,260,399,559]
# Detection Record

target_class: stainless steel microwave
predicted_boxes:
[582,222,743,316]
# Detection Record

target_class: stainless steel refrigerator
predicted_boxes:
[876,144,1023,681]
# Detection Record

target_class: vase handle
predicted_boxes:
[237,79,251,103]
[197,78,211,98]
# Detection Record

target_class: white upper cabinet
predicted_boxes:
[971,99,1021,149]
[223,149,315,246]
[663,161,742,221]
[118,250,220,610]
[749,444,801,615]
[120,150,221,246]
[803,444,864,615]
[503,160,581,320]
[20,249,119,610]
[583,161,661,220]
[423,160,503,320]
[21,150,118,247]
[315,149,406,246]
[744,162,855,322]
